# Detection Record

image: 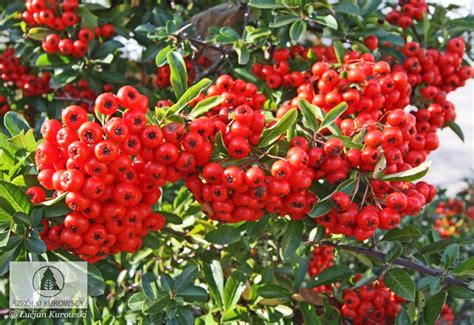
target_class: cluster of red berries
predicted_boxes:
[155,56,211,89]
[341,275,405,324]
[385,0,427,28]
[0,47,51,97]
[434,217,460,238]
[436,198,464,217]
[23,0,115,57]
[308,245,336,293]
[184,75,317,222]
[437,304,454,325]
[0,95,10,115]
[30,86,168,262]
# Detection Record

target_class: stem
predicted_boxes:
[320,240,472,290]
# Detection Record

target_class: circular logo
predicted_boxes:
[32,266,65,297]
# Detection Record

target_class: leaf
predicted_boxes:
[308,200,332,218]
[258,109,298,148]
[191,96,224,118]
[233,68,260,84]
[360,0,382,16]
[25,236,47,254]
[93,40,123,60]
[88,263,105,296]
[77,7,98,30]
[13,212,31,225]
[334,3,360,15]
[0,180,32,214]
[170,78,212,114]
[447,286,474,299]
[248,0,285,9]
[280,220,304,259]
[35,53,70,68]
[175,264,198,292]
[289,20,307,42]
[381,161,431,182]
[205,224,241,245]
[333,41,345,65]
[314,15,338,30]
[176,306,194,325]
[382,225,422,242]
[178,285,208,302]
[299,303,321,325]
[270,15,299,28]
[298,99,320,131]
[423,291,447,325]
[221,307,249,322]
[452,257,474,277]
[257,284,290,299]
[223,265,249,310]
[167,51,188,99]
[128,292,148,310]
[308,265,352,287]
[384,268,416,301]
[445,121,464,142]
[141,273,159,300]
[4,111,30,136]
[235,46,250,65]
[441,244,459,268]
[160,273,174,292]
[27,27,51,40]
[373,153,386,178]
[203,260,224,307]
[385,242,403,263]
[318,102,347,132]
[155,45,174,67]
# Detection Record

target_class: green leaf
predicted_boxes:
[155,45,174,67]
[178,285,208,302]
[13,212,31,225]
[27,27,51,40]
[35,53,70,68]
[318,102,347,132]
[128,292,148,310]
[257,284,290,299]
[314,15,338,30]
[280,220,304,259]
[270,15,299,28]
[385,242,403,263]
[203,260,224,308]
[309,200,332,218]
[333,41,345,65]
[298,99,320,131]
[360,0,382,16]
[233,68,259,84]
[289,20,307,42]
[88,263,105,296]
[258,108,298,148]
[384,268,416,301]
[445,121,464,142]
[334,3,359,14]
[373,152,386,178]
[452,257,474,277]
[4,111,30,136]
[167,51,188,99]
[235,46,250,65]
[447,285,474,299]
[191,96,224,118]
[382,225,422,242]
[141,273,159,300]
[299,303,321,325]
[205,224,241,245]
[25,236,47,254]
[381,161,431,182]
[160,274,174,292]
[77,7,98,30]
[175,265,199,292]
[224,265,249,311]
[170,78,212,114]
[221,307,249,322]
[248,0,285,9]
[441,244,459,268]
[0,180,32,214]
[176,306,194,325]
[93,40,122,60]
[423,291,447,325]
[308,265,352,287]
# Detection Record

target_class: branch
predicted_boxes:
[320,240,472,290]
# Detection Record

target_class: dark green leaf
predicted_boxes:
[0,180,32,214]
[12,212,31,225]
[205,224,241,245]
[289,20,307,42]
[248,0,285,9]
[142,273,159,300]
[178,285,208,302]
[175,265,198,292]
[25,236,47,254]
[93,40,123,60]
[191,96,224,118]
[299,303,321,325]
[314,15,338,30]
[257,284,290,299]
[170,78,212,114]
[334,3,359,15]
[452,257,474,277]
[384,268,416,301]
[77,7,98,30]
[270,15,299,28]
[423,291,447,325]
[224,265,250,310]
[441,244,459,268]
[382,225,422,242]
[280,220,303,259]
[258,108,298,148]
[385,242,403,263]
[381,161,431,182]
[447,286,474,299]
[233,68,259,84]
[88,263,105,296]
[308,265,352,287]
[203,260,224,308]
[4,111,30,136]
[298,99,320,131]
[445,121,464,142]
[128,292,148,310]
[176,306,194,325]
[167,51,188,99]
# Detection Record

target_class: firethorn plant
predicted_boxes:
[0,0,473,323]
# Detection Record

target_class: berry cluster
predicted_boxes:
[308,245,336,293]
[0,95,10,115]
[0,47,51,97]
[31,86,167,262]
[155,56,211,89]
[23,0,115,57]
[434,217,460,238]
[385,0,428,28]
[436,198,464,217]
[341,276,405,324]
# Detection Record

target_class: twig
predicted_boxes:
[320,240,472,290]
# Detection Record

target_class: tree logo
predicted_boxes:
[32,266,65,297]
